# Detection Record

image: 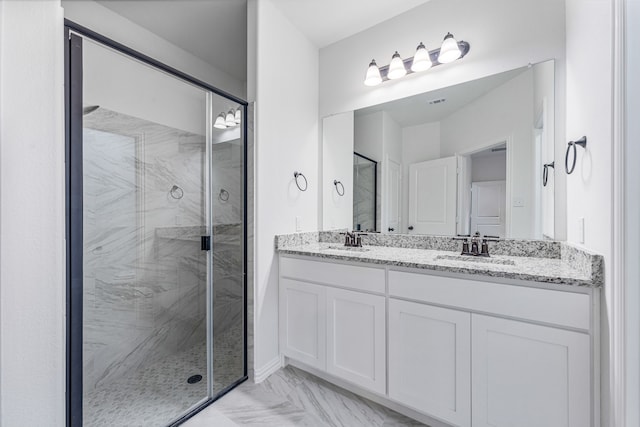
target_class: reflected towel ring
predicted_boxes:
[542,161,554,187]
[334,180,345,196]
[169,185,184,199]
[218,188,229,202]
[294,171,308,191]
[565,136,587,175]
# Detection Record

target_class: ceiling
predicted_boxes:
[94,0,432,82]
[270,0,432,48]
[96,0,247,79]
[355,67,528,127]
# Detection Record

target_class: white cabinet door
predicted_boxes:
[279,278,326,370]
[389,299,471,427]
[326,287,386,394]
[472,314,591,427]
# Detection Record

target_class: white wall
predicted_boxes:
[400,122,440,232]
[354,112,383,161]
[322,112,354,230]
[62,0,246,99]
[248,0,319,376]
[319,0,565,117]
[565,1,613,425]
[0,1,65,425]
[441,70,534,238]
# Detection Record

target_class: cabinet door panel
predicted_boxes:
[472,314,590,427]
[389,299,471,427]
[279,279,326,370]
[326,287,385,394]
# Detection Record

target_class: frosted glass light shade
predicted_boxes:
[364,59,382,86]
[387,51,407,79]
[438,32,462,63]
[410,42,432,72]
[225,110,236,127]
[214,113,227,129]
[234,108,241,124]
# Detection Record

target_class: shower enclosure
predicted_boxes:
[65,24,247,427]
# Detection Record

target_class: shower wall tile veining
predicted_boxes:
[83,108,209,392]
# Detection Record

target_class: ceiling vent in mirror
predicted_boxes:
[364,33,470,86]
[427,98,446,105]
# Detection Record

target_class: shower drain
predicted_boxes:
[187,374,203,384]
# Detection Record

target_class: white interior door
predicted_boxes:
[470,180,506,237]
[408,156,457,235]
[385,158,401,233]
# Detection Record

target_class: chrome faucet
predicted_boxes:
[454,232,499,257]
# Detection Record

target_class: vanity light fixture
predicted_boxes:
[214,108,242,130]
[234,108,241,124]
[363,32,470,86]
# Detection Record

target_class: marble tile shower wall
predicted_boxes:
[82,109,243,393]
[353,162,376,232]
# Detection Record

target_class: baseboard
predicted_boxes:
[253,355,282,383]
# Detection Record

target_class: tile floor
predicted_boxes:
[183,366,429,427]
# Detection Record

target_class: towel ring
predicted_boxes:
[169,185,184,200]
[218,188,229,202]
[294,171,308,191]
[542,161,554,187]
[333,180,345,196]
[565,136,587,175]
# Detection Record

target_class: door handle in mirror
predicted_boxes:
[388,227,395,232]
[408,226,414,230]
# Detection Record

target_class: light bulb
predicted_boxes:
[225,109,236,127]
[364,59,382,86]
[387,51,407,80]
[410,42,432,72]
[438,32,462,64]
[214,113,227,129]
[234,108,241,124]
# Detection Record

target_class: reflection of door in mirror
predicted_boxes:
[471,181,506,237]
[384,158,401,233]
[408,156,457,235]
[353,153,377,232]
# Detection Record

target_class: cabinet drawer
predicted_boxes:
[389,270,590,330]
[280,256,385,294]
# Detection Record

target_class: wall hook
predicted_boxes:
[565,136,587,174]
[333,180,345,196]
[293,171,308,191]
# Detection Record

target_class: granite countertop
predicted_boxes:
[276,232,603,288]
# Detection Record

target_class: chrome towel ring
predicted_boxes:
[294,171,308,191]
[565,136,587,175]
[333,180,345,196]
[218,188,229,202]
[542,161,554,187]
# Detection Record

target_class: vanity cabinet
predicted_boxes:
[279,255,597,427]
[471,314,590,427]
[388,299,471,427]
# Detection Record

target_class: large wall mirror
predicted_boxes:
[322,60,557,240]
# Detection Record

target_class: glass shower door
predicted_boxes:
[81,38,212,426]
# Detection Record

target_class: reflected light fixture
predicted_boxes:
[411,42,432,72]
[225,109,236,127]
[234,108,241,124]
[387,51,407,79]
[438,32,462,63]
[363,33,469,86]
[364,59,382,86]
[214,113,227,129]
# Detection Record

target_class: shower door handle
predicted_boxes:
[201,236,211,251]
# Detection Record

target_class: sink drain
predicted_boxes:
[187,374,202,384]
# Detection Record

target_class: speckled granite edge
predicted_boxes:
[561,242,604,286]
[275,231,604,287]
